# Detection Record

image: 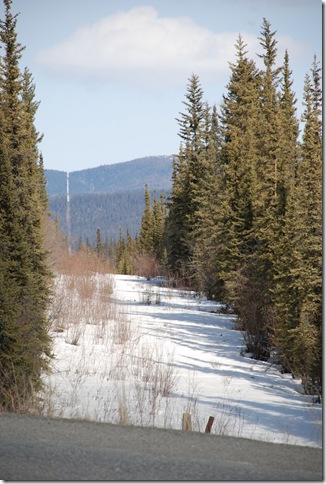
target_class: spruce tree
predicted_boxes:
[139,184,153,253]
[165,148,191,276]
[190,102,222,294]
[286,57,322,393]
[152,191,166,261]
[217,35,259,287]
[116,227,126,274]
[96,227,103,258]
[270,50,302,373]
[241,19,283,358]
[0,0,52,410]
[213,35,267,348]
[166,74,206,281]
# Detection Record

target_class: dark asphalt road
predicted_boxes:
[0,413,323,481]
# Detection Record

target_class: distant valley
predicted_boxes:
[46,155,173,246]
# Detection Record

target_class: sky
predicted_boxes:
[2,0,322,172]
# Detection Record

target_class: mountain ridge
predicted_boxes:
[45,155,174,196]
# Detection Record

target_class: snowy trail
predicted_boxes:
[45,273,322,448]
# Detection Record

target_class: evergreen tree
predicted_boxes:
[240,19,283,358]
[254,17,282,247]
[270,50,302,373]
[116,227,126,274]
[282,57,322,393]
[278,49,300,200]
[190,102,222,294]
[175,73,205,149]
[152,191,166,261]
[125,228,134,266]
[139,184,153,253]
[96,227,103,258]
[216,35,260,300]
[211,35,271,350]
[166,74,206,281]
[165,149,190,276]
[0,0,52,410]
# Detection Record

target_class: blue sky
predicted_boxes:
[4,0,322,172]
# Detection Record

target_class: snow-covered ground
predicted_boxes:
[44,273,322,448]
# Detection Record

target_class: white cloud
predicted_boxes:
[37,6,306,90]
[37,6,255,88]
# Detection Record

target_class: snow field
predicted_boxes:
[42,273,322,448]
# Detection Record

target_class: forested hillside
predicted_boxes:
[49,189,169,247]
[45,155,173,196]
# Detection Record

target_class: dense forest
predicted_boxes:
[49,189,169,248]
[116,21,322,395]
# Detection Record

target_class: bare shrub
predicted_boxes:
[55,246,113,277]
[133,252,161,279]
[49,269,116,338]
[47,278,67,332]
[214,401,244,437]
[65,320,85,346]
[183,371,202,431]
[76,275,97,300]
[155,290,161,305]
[117,380,129,425]
[158,361,177,397]
[140,285,154,305]
[0,365,44,414]
[153,346,178,398]
[98,278,115,301]
[131,342,177,399]
[44,217,68,270]
[225,259,274,360]
[131,342,152,383]
[112,317,132,346]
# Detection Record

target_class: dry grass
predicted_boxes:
[43,262,179,428]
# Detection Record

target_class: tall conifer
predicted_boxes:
[190,103,222,294]
[287,58,322,392]
[270,50,302,374]
[0,0,52,410]
[214,36,266,348]
[166,74,206,281]
[139,184,153,254]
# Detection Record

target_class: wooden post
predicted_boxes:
[182,412,192,431]
[205,416,214,433]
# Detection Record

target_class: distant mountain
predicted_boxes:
[45,155,173,246]
[45,169,67,196]
[45,155,174,196]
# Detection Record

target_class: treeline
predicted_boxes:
[110,20,321,395]
[85,185,167,277]
[0,0,52,410]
